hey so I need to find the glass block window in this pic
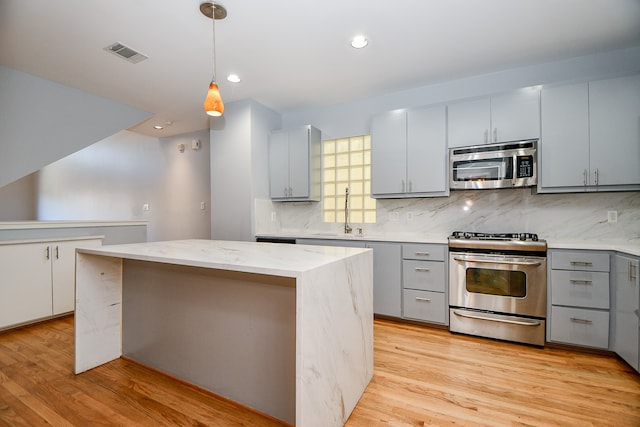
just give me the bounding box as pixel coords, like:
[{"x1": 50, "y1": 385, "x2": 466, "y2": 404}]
[{"x1": 322, "y1": 135, "x2": 376, "y2": 223}]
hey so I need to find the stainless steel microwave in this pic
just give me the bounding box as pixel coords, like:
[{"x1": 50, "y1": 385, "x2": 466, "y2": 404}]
[{"x1": 449, "y1": 140, "x2": 537, "y2": 190}]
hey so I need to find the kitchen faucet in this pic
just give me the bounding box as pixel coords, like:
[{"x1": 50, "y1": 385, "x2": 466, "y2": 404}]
[{"x1": 344, "y1": 187, "x2": 352, "y2": 234}]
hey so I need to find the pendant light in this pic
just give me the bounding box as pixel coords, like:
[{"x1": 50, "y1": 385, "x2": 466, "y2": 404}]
[{"x1": 200, "y1": 1, "x2": 227, "y2": 117}]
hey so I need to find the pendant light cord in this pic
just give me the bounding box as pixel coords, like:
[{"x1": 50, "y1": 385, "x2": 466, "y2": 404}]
[{"x1": 211, "y1": 2, "x2": 217, "y2": 83}]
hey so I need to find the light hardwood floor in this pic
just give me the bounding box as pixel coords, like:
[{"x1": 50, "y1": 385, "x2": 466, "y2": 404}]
[{"x1": 0, "y1": 316, "x2": 638, "y2": 426}]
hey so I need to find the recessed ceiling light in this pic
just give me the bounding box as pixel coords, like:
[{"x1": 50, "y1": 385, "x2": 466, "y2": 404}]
[
  {"x1": 351, "y1": 35, "x2": 368, "y2": 49},
  {"x1": 227, "y1": 74, "x2": 241, "y2": 83},
  {"x1": 153, "y1": 125, "x2": 164, "y2": 130}
]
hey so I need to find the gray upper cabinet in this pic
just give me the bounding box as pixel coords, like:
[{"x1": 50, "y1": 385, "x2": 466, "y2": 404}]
[
  {"x1": 269, "y1": 125, "x2": 321, "y2": 201},
  {"x1": 540, "y1": 83, "x2": 590, "y2": 188},
  {"x1": 589, "y1": 74, "x2": 640, "y2": 187},
  {"x1": 371, "y1": 105, "x2": 447, "y2": 198},
  {"x1": 540, "y1": 74, "x2": 640, "y2": 192},
  {"x1": 448, "y1": 89, "x2": 540, "y2": 148}
]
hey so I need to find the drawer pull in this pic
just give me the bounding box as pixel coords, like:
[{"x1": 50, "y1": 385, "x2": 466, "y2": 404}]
[
  {"x1": 569, "y1": 279, "x2": 592, "y2": 285},
  {"x1": 570, "y1": 261, "x2": 593, "y2": 267},
  {"x1": 414, "y1": 252, "x2": 430, "y2": 256},
  {"x1": 570, "y1": 317, "x2": 593, "y2": 324},
  {"x1": 415, "y1": 297, "x2": 431, "y2": 303},
  {"x1": 414, "y1": 267, "x2": 431, "y2": 272}
]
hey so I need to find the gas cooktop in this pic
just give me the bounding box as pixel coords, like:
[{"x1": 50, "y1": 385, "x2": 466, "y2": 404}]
[
  {"x1": 448, "y1": 231, "x2": 547, "y2": 253},
  {"x1": 450, "y1": 231, "x2": 540, "y2": 241}
]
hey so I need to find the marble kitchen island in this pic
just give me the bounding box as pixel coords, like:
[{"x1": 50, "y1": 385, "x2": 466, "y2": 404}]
[{"x1": 74, "y1": 240, "x2": 373, "y2": 427}]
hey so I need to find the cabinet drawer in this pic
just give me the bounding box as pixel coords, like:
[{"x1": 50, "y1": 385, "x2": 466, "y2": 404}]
[
  {"x1": 402, "y1": 260, "x2": 445, "y2": 292},
  {"x1": 550, "y1": 270, "x2": 610, "y2": 309},
  {"x1": 403, "y1": 289, "x2": 446, "y2": 324},
  {"x1": 551, "y1": 251, "x2": 610, "y2": 272},
  {"x1": 549, "y1": 306, "x2": 609, "y2": 349},
  {"x1": 402, "y1": 244, "x2": 445, "y2": 261}
]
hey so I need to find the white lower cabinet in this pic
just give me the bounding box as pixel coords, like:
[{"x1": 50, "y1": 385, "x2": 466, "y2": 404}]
[
  {"x1": 548, "y1": 250, "x2": 610, "y2": 349},
  {"x1": 401, "y1": 243, "x2": 448, "y2": 325},
  {"x1": 0, "y1": 237, "x2": 102, "y2": 330}
]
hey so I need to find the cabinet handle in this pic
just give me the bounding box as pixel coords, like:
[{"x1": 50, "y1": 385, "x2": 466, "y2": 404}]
[
  {"x1": 570, "y1": 317, "x2": 593, "y2": 325},
  {"x1": 408, "y1": 180, "x2": 412, "y2": 192},
  {"x1": 283, "y1": 187, "x2": 288, "y2": 197},
  {"x1": 415, "y1": 297, "x2": 431, "y2": 303},
  {"x1": 493, "y1": 128, "x2": 497, "y2": 142},
  {"x1": 630, "y1": 262, "x2": 637, "y2": 282},
  {"x1": 484, "y1": 129, "x2": 488, "y2": 144},
  {"x1": 414, "y1": 252, "x2": 430, "y2": 256},
  {"x1": 570, "y1": 261, "x2": 593, "y2": 267},
  {"x1": 569, "y1": 279, "x2": 592, "y2": 285},
  {"x1": 583, "y1": 169, "x2": 588, "y2": 186},
  {"x1": 629, "y1": 261, "x2": 633, "y2": 282},
  {"x1": 45, "y1": 246, "x2": 50, "y2": 260},
  {"x1": 594, "y1": 168, "x2": 599, "y2": 186},
  {"x1": 414, "y1": 267, "x2": 431, "y2": 272}
]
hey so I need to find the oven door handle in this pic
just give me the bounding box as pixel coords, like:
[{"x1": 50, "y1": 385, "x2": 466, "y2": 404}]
[
  {"x1": 452, "y1": 256, "x2": 542, "y2": 267},
  {"x1": 452, "y1": 310, "x2": 541, "y2": 326}
]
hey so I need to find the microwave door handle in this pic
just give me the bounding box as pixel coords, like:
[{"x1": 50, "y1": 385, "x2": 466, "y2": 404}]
[{"x1": 453, "y1": 256, "x2": 542, "y2": 267}]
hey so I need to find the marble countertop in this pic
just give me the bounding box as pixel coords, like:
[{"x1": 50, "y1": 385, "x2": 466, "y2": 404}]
[
  {"x1": 0, "y1": 220, "x2": 148, "y2": 229},
  {"x1": 77, "y1": 239, "x2": 371, "y2": 278},
  {"x1": 257, "y1": 232, "x2": 640, "y2": 257}
]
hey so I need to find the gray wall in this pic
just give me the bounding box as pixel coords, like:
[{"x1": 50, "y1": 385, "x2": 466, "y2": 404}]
[
  {"x1": 36, "y1": 130, "x2": 211, "y2": 242},
  {"x1": 210, "y1": 100, "x2": 281, "y2": 241},
  {"x1": 0, "y1": 66, "x2": 151, "y2": 188},
  {"x1": 282, "y1": 45, "x2": 640, "y2": 139},
  {"x1": 0, "y1": 174, "x2": 36, "y2": 220}
]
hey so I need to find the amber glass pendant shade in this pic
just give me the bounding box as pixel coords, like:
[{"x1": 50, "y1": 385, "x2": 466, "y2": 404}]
[{"x1": 204, "y1": 82, "x2": 224, "y2": 116}]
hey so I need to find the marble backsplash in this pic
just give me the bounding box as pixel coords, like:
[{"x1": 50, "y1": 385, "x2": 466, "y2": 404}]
[{"x1": 256, "y1": 190, "x2": 640, "y2": 243}]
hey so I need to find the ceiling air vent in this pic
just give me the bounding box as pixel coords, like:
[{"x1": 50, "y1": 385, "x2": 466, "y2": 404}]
[{"x1": 104, "y1": 42, "x2": 148, "y2": 64}]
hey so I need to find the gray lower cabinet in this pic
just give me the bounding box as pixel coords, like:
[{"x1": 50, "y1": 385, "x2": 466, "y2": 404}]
[
  {"x1": 548, "y1": 250, "x2": 610, "y2": 349},
  {"x1": 401, "y1": 243, "x2": 448, "y2": 325},
  {"x1": 614, "y1": 254, "x2": 639, "y2": 372},
  {"x1": 367, "y1": 242, "x2": 402, "y2": 317}
]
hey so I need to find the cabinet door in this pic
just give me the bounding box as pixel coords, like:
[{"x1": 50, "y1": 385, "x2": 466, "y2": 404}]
[
  {"x1": 0, "y1": 243, "x2": 52, "y2": 329},
  {"x1": 447, "y1": 97, "x2": 491, "y2": 148},
  {"x1": 490, "y1": 88, "x2": 540, "y2": 143},
  {"x1": 287, "y1": 127, "x2": 310, "y2": 198},
  {"x1": 371, "y1": 110, "x2": 407, "y2": 195},
  {"x1": 540, "y1": 83, "x2": 590, "y2": 188},
  {"x1": 52, "y1": 239, "x2": 102, "y2": 315},
  {"x1": 367, "y1": 242, "x2": 402, "y2": 317},
  {"x1": 407, "y1": 106, "x2": 447, "y2": 193},
  {"x1": 614, "y1": 254, "x2": 639, "y2": 371},
  {"x1": 589, "y1": 74, "x2": 640, "y2": 186},
  {"x1": 269, "y1": 131, "x2": 290, "y2": 198}
]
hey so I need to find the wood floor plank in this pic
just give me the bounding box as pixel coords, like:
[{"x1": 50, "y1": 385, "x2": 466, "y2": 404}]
[{"x1": 0, "y1": 316, "x2": 638, "y2": 426}]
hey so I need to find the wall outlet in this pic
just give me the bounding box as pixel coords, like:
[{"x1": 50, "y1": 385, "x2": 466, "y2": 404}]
[
  {"x1": 143, "y1": 203, "x2": 150, "y2": 211},
  {"x1": 390, "y1": 212, "x2": 400, "y2": 222},
  {"x1": 407, "y1": 212, "x2": 414, "y2": 222},
  {"x1": 177, "y1": 143, "x2": 185, "y2": 153},
  {"x1": 607, "y1": 211, "x2": 618, "y2": 223},
  {"x1": 271, "y1": 211, "x2": 277, "y2": 222},
  {"x1": 200, "y1": 201, "x2": 206, "y2": 210}
]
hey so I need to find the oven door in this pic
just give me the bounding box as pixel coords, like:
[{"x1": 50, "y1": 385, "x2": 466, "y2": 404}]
[{"x1": 449, "y1": 252, "x2": 547, "y2": 318}]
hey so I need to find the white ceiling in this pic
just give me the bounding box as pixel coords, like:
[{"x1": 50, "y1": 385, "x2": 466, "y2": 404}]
[{"x1": 1, "y1": 0, "x2": 640, "y2": 137}]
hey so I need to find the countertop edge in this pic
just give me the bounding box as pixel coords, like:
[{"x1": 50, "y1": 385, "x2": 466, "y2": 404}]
[
  {"x1": 256, "y1": 233, "x2": 640, "y2": 257},
  {"x1": 0, "y1": 220, "x2": 148, "y2": 230}
]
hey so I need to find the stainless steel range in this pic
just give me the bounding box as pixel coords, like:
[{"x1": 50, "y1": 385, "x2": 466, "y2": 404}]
[{"x1": 448, "y1": 231, "x2": 547, "y2": 346}]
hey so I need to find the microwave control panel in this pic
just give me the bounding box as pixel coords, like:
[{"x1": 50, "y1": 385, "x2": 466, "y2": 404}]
[{"x1": 516, "y1": 155, "x2": 534, "y2": 178}]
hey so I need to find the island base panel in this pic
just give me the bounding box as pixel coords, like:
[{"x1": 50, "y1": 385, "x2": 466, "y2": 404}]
[{"x1": 121, "y1": 260, "x2": 296, "y2": 424}]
